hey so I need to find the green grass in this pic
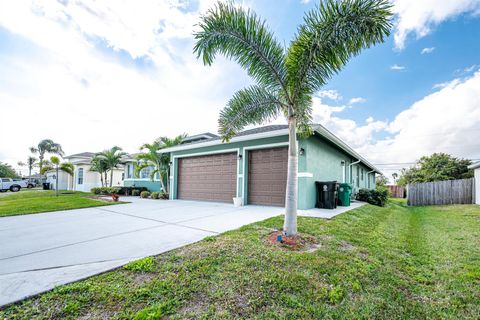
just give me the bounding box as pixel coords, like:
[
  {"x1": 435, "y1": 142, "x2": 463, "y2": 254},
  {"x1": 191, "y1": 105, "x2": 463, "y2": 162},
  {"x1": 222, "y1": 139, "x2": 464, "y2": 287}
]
[
  {"x1": 0, "y1": 190, "x2": 118, "y2": 217},
  {"x1": 2, "y1": 200, "x2": 480, "y2": 319}
]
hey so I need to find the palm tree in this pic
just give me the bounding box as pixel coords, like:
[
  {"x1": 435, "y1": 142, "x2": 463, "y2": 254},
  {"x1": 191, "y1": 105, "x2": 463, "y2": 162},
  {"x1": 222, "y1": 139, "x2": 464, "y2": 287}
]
[
  {"x1": 43, "y1": 156, "x2": 74, "y2": 196},
  {"x1": 30, "y1": 139, "x2": 64, "y2": 176},
  {"x1": 96, "y1": 146, "x2": 127, "y2": 187},
  {"x1": 194, "y1": 0, "x2": 392, "y2": 236},
  {"x1": 136, "y1": 134, "x2": 186, "y2": 194},
  {"x1": 90, "y1": 155, "x2": 109, "y2": 187},
  {"x1": 392, "y1": 172, "x2": 398, "y2": 185},
  {"x1": 17, "y1": 157, "x2": 38, "y2": 181}
]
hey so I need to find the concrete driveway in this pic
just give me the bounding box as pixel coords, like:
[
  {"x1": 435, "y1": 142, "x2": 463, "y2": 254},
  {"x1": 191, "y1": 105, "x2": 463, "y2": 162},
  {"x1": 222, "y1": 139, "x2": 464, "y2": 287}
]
[{"x1": 0, "y1": 198, "x2": 282, "y2": 306}]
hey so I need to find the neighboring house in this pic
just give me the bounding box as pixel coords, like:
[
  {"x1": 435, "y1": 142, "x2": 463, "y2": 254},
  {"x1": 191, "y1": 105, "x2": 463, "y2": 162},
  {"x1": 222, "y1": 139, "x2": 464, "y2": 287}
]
[
  {"x1": 468, "y1": 161, "x2": 480, "y2": 204},
  {"x1": 46, "y1": 152, "x2": 124, "y2": 192},
  {"x1": 123, "y1": 135, "x2": 217, "y2": 192},
  {"x1": 161, "y1": 124, "x2": 380, "y2": 209}
]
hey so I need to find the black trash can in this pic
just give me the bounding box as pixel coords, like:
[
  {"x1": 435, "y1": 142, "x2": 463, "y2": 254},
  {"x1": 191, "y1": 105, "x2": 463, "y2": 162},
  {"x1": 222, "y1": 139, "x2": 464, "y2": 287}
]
[
  {"x1": 315, "y1": 181, "x2": 339, "y2": 209},
  {"x1": 42, "y1": 182, "x2": 50, "y2": 190}
]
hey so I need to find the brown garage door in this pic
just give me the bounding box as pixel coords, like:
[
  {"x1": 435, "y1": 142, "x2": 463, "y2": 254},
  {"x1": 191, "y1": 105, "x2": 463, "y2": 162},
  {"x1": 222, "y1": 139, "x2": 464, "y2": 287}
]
[
  {"x1": 177, "y1": 152, "x2": 237, "y2": 203},
  {"x1": 248, "y1": 147, "x2": 288, "y2": 206}
]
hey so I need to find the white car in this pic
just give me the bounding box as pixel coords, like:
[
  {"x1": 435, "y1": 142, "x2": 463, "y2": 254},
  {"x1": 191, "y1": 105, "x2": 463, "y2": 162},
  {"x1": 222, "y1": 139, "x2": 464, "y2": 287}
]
[{"x1": 0, "y1": 178, "x2": 22, "y2": 192}]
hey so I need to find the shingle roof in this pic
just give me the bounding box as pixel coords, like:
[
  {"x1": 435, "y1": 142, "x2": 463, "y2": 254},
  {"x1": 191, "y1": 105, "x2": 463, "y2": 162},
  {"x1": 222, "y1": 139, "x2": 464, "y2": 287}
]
[{"x1": 64, "y1": 152, "x2": 96, "y2": 159}]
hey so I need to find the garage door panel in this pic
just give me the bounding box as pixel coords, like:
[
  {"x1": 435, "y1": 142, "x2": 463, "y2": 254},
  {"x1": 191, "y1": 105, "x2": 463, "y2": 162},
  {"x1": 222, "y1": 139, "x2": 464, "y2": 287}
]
[
  {"x1": 248, "y1": 147, "x2": 288, "y2": 206},
  {"x1": 177, "y1": 153, "x2": 236, "y2": 203}
]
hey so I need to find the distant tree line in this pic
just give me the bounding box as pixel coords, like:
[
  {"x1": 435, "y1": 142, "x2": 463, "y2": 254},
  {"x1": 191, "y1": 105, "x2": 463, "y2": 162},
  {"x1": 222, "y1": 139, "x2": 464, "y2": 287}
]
[{"x1": 397, "y1": 153, "x2": 473, "y2": 186}]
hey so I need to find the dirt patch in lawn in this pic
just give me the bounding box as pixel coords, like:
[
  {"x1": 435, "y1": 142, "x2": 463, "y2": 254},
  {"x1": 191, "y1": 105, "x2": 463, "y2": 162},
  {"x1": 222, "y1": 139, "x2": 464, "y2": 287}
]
[{"x1": 265, "y1": 230, "x2": 319, "y2": 252}]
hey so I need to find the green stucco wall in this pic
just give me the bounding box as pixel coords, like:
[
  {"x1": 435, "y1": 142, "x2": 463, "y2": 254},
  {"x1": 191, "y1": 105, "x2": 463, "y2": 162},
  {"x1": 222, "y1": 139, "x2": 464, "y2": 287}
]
[{"x1": 169, "y1": 133, "x2": 376, "y2": 210}]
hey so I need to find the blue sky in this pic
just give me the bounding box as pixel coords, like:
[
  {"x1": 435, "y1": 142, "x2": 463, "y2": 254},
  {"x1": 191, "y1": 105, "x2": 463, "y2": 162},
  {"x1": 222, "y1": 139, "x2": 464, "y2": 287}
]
[{"x1": 0, "y1": 0, "x2": 479, "y2": 177}]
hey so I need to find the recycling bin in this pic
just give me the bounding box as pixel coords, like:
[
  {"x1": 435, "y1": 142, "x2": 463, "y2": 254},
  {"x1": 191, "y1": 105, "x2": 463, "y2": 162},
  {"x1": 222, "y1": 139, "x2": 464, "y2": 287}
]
[
  {"x1": 338, "y1": 183, "x2": 352, "y2": 206},
  {"x1": 315, "y1": 181, "x2": 339, "y2": 209}
]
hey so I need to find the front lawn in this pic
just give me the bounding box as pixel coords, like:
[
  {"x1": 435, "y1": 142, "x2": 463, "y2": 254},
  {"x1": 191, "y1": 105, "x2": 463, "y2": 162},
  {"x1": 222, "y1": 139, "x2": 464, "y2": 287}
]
[
  {"x1": 2, "y1": 200, "x2": 479, "y2": 319},
  {"x1": 0, "y1": 190, "x2": 118, "y2": 217}
]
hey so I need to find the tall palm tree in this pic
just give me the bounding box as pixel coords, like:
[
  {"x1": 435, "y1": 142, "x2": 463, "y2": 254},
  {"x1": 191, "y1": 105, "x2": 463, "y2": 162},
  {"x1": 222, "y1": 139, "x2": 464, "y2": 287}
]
[
  {"x1": 136, "y1": 134, "x2": 186, "y2": 194},
  {"x1": 43, "y1": 156, "x2": 74, "y2": 196},
  {"x1": 96, "y1": 146, "x2": 127, "y2": 187},
  {"x1": 194, "y1": 0, "x2": 392, "y2": 236},
  {"x1": 30, "y1": 139, "x2": 64, "y2": 176}
]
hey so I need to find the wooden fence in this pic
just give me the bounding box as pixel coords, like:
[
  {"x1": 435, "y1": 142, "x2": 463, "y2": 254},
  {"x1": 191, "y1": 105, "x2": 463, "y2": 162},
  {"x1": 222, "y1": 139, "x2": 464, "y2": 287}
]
[
  {"x1": 386, "y1": 185, "x2": 406, "y2": 198},
  {"x1": 407, "y1": 178, "x2": 475, "y2": 206}
]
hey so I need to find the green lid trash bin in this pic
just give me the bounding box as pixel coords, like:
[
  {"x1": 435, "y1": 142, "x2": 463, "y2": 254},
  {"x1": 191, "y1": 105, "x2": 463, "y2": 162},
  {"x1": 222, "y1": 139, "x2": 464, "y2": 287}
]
[{"x1": 338, "y1": 183, "x2": 352, "y2": 206}]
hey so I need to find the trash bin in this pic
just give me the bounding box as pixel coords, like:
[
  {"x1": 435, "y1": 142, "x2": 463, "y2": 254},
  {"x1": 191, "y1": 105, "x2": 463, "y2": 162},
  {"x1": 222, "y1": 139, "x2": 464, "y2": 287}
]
[
  {"x1": 315, "y1": 181, "x2": 339, "y2": 209},
  {"x1": 42, "y1": 182, "x2": 50, "y2": 190},
  {"x1": 338, "y1": 183, "x2": 352, "y2": 206}
]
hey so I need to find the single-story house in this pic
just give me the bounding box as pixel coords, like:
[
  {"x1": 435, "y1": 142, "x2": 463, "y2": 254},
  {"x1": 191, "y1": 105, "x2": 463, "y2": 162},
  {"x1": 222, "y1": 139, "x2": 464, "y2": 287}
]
[
  {"x1": 45, "y1": 152, "x2": 124, "y2": 192},
  {"x1": 468, "y1": 161, "x2": 480, "y2": 204},
  {"x1": 161, "y1": 124, "x2": 381, "y2": 209}
]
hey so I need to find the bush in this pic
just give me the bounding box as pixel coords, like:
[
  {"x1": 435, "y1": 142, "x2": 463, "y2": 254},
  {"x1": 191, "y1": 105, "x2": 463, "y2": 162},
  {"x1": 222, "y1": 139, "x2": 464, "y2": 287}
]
[
  {"x1": 132, "y1": 189, "x2": 140, "y2": 196},
  {"x1": 140, "y1": 191, "x2": 151, "y2": 199},
  {"x1": 90, "y1": 187, "x2": 120, "y2": 195},
  {"x1": 123, "y1": 257, "x2": 155, "y2": 272},
  {"x1": 160, "y1": 191, "x2": 169, "y2": 200},
  {"x1": 356, "y1": 188, "x2": 389, "y2": 207},
  {"x1": 115, "y1": 186, "x2": 148, "y2": 196},
  {"x1": 151, "y1": 192, "x2": 160, "y2": 199}
]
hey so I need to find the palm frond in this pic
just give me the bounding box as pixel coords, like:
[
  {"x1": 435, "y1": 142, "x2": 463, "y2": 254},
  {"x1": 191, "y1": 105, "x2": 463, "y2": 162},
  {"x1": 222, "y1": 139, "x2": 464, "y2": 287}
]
[
  {"x1": 218, "y1": 85, "x2": 283, "y2": 141},
  {"x1": 194, "y1": 1, "x2": 288, "y2": 94},
  {"x1": 60, "y1": 163, "x2": 74, "y2": 176},
  {"x1": 286, "y1": 0, "x2": 392, "y2": 99}
]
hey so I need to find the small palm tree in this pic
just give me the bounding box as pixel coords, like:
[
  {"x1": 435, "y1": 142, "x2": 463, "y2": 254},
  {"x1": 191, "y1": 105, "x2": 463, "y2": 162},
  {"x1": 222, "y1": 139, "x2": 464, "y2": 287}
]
[
  {"x1": 136, "y1": 134, "x2": 186, "y2": 194},
  {"x1": 194, "y1": 0, "x2": 392, "y2": 236},
  {"x1": 96, "y1": 147, "x2": 127, "y2": 187},
  {"x1": 90, "y1": 155, "x2": 109, "y2": 187},
  {"x1": 43, "y1": 156, "x2": 74, "y2": 196},
  {"x1": 30, "y1": 139, "x2": 64, "y2": 176},
  {"x1": 17, "y1": 157, "x2": 38, "y2": 181}
]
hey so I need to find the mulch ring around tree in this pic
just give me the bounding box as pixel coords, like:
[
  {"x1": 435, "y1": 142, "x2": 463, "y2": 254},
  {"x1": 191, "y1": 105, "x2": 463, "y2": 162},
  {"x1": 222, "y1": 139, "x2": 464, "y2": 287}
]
[{"x1": 265, "y1": 230, "x2": 320, "y2": 252}]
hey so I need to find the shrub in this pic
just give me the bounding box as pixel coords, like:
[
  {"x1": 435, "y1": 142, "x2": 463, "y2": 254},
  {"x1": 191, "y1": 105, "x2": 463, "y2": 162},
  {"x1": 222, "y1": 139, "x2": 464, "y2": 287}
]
[
  {"x1": 140, "y1": 191, "x2": 151, "y2": 199},
  {"x1": 115, "y1": 186, "x2": 148, "y2": 196},
  {"x1": 132, "y1": 189, "x2": 140, "y2": 196},
  {"x1": 356, "y1": 188, "x2": 389, "y2": 207},
  {"x1": 151, "y1": 192, "x2": 160, "y2": 199},
  {"x1": 90, "y1": 187, "x2": 120, "y2": 195},
  {"x1": 160, "y1": 191, "x2": 169, "y2": 200}
]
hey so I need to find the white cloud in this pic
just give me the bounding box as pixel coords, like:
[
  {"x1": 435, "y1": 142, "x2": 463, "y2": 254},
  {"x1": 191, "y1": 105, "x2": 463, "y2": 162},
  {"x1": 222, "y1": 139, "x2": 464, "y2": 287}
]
[
  {"x1": 348, "y1": 97, "x2": 366, "y2": 105},
  {"x1": 0, "y1": 0, "x2": 250, "y2": 169},
  {"x1": 421, "y1": 47, "x2": 435, "y2": 54},
  {"x1": 390, "y1": 64, "x2": 406, "y2": 71},
  {"x1": 392, "y1": 0, "x2": 480, "y2": 49},
  {"x1": 317, "y1": 89, "x2": 342, "y2": 101},
  {"x1": 308, "y1": 71, "x2": 480, "y2": 179}
]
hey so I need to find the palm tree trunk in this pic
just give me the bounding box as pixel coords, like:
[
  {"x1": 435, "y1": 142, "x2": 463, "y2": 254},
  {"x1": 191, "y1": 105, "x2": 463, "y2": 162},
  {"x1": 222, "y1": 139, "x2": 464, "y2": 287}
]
[
  {"x1": 55, "y1": 166, "x2": 59, "y2": 196},
  {"x1": 110, "y1": 170, "x2": 113, "y2": 187},
  {"x1": 159, "y1": 172, "x2": 166, "y2": 193},
  {"x1": 104, "y1": 171, "x2": 108, "y2": 187},
  {"x1": 283, "y1": 114, "x2": 298, "y2": 236},
  {"x1": 39, "y1": 155, "x2": 44, "y2": 177},
  {"x1": 100, "y1": 173, "x2": 104, "y2": 187}
]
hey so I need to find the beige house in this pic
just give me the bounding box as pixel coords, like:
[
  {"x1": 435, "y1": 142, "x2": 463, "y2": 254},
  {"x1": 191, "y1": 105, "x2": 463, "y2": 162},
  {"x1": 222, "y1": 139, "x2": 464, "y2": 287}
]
[{"x1": 45, "y1": 152, "x2": 124, "y2": 192}]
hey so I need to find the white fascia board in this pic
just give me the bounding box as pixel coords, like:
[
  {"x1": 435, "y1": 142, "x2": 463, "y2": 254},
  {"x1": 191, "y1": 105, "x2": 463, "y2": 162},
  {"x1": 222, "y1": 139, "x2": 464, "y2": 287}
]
[
  {"x1": 468, "y1": 161, "x2": 480, "y2": 169},
  {"x1": 159, "y1": 129, "x2": 290, "y2": 153}
]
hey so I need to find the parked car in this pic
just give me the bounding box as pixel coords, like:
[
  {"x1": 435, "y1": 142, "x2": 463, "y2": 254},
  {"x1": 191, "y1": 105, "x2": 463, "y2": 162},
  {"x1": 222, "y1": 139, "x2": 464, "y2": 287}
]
[
  {"x1": 13, "y1": 179, "x2": 35, "y2": 188},
  {"x1": 0, "y1": 178, "x2": 22, "y2": 192}
]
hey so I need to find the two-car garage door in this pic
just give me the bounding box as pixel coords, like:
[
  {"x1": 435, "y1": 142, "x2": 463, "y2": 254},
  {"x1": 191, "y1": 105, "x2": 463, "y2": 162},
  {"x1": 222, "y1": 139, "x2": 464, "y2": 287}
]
[{"x1": 176, "y1": 147, "x2": 288, "y2": 206}]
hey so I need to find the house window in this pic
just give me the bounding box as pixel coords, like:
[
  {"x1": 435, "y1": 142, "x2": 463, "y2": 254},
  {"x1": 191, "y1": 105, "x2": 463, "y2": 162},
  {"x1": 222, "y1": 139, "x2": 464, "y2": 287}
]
[
  {"x1": 77, "y1": 168, "x2": 84, "y2": 185},
  {"x1": 122, "y1": 173, "x2": 125, "y2": 180},
  {"x1": 140, "y1": 166, "x2": 152, "y2": 179},
  {"x1": 361, "y1": 168, "x2": 364, "y2": 181},
  {"x1": 127, "y1": 164, "x2": 133, "y2": 179}
]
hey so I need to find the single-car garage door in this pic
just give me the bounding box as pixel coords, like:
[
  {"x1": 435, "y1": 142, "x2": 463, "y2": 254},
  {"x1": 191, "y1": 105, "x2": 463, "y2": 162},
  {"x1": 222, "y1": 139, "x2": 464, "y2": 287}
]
[
  {"x1": 177, "y1": 152, "x2": 237, "y2": 203},
  {"x1": 248, "y1": 147, "x2": 288, "y2": 206}
]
